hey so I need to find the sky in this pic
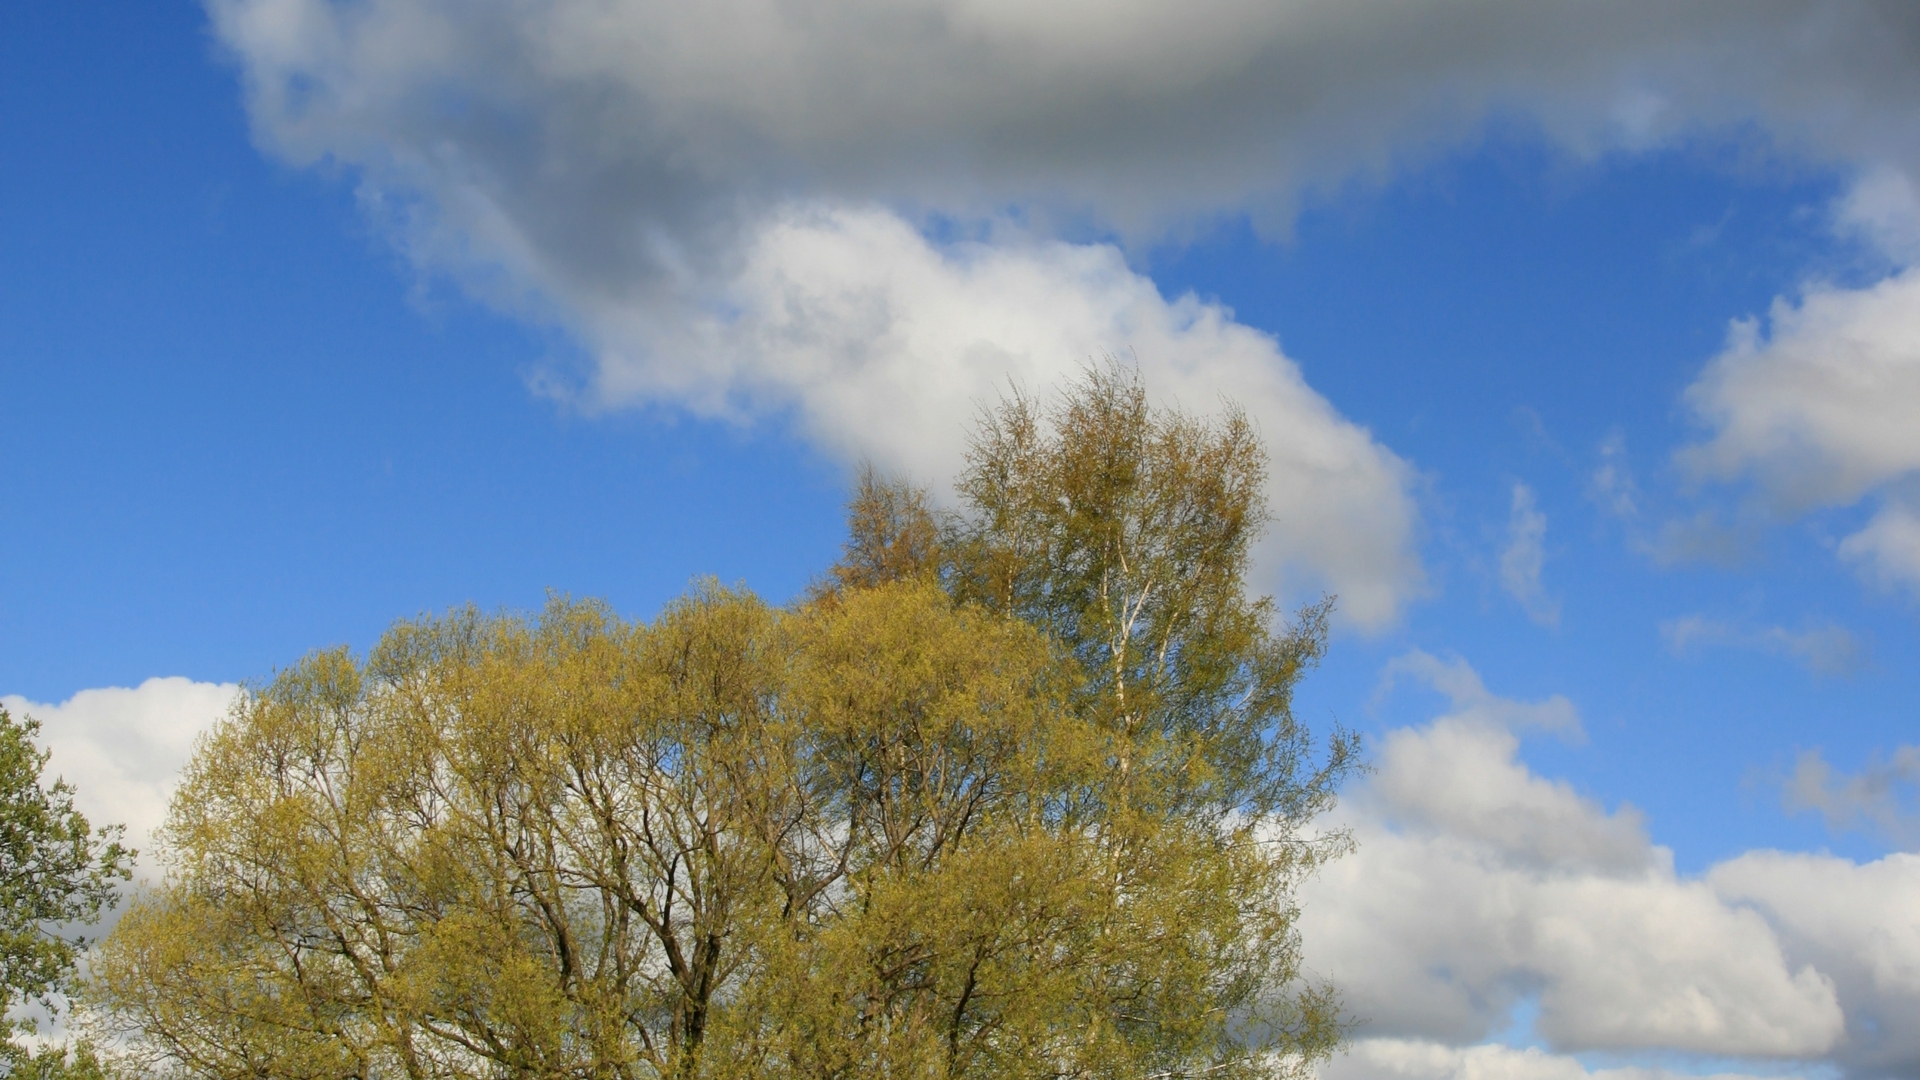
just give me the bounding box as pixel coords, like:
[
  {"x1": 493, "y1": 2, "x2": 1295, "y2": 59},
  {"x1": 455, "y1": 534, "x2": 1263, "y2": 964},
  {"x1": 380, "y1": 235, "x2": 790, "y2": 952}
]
[{"x1": 2, "y1": 2, "x2": 1918, "y2": 1078}]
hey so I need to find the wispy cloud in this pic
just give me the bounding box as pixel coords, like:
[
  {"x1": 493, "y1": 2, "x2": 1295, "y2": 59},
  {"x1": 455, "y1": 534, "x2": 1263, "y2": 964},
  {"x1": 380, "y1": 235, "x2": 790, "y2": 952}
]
[
  {"x1": 1500, "y1": 483, "x2": 1560, "y2": 627},
  {"x1": 1783, "y1": 746, "x2": 1920, "y2": 847},
  {"x1": 1588, "y1": 429, "x2": 1640, "y2": 520},
  {"x1": 1660, "y1": 615, "x2": 1868, "y2": 677},
  {"x1": 1839, "y1": 495, "x2": 1920, "y2": 597},
  {"x1": 1588, "y1": 435, "x2": 1755, "y2": 569}
]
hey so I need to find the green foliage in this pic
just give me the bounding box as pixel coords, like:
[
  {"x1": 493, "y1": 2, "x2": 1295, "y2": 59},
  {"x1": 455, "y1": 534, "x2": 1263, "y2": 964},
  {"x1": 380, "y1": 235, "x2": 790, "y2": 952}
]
[
  {"x1": 94, "y1": 367, "x2": 1356, "y2": 1080},
  {"x1": 0, "y1": 707, "x2": 133, "y2": 1065},
  {"x1": 10, "y1": 1038, "x2": 114, "y2": 1080}
]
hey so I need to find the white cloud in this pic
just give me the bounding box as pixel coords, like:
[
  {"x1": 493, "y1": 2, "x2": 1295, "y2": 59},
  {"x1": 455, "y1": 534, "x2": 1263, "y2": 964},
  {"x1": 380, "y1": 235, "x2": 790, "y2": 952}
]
[
  {"x1": 1782, "y1": 747, "x2": 1920, "y2": 847},
  {"x1": 1836, "y1": 166, "x2": 1920, "y2": 266},
  {"x1": 1837, "y1": 497, "x2": 1920, "y2": 596},
  {"x1": 1660, "y1": 615, "x2": 1867, "y2": 677},
  {"x1": 1680, "y1": 268, "x2": 1920, "y2": 514},
  {"x1": 1306, "y1": 655, "x2": 1842, "y2": 1058},
  {"x1": 1711, "y1": 851, "x2": 1920, "y2": 1078},
  {"x1": 1667, "y1": 131, "x2": 1920, "y2": 596},
  {"x1": 1375, "y1": 651, "x2": 1582, "y2": 738},
  {"x1": 1321, "y1": 1038, "x2": 1784, "y2": 1080},
  {"x1": 202, "y1": 0, "x2": 1920, "y2": 625},
  {"x1": 624, "y1": 206, "x2": 1423, "y2": 622},
  {"x1": 1306, "y1": 653, "x2": 1920, "y2": 1076},
  {"x1": 1, "y1": 679, "x2": 239, "y2": 866},
  {"x1": 1674, "y1": 230, "x2": 1920, "y2": 591},
  {"x1": 1500, "y1": 484, "x2": 1559, "y2": 627}
]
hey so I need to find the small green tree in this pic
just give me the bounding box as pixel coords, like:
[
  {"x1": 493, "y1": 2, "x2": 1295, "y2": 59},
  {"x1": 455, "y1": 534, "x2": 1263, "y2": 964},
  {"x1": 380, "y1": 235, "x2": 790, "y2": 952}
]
[{"x1": 0, "y1": 706, "x2": 133, "y2": 1066}]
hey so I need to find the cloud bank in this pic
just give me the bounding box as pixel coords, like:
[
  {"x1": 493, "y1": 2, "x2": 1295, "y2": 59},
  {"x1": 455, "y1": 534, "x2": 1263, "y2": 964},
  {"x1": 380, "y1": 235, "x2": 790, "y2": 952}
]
[{"x1": 1302, "y1": 655, "x2": 1920, "y2": 1079}]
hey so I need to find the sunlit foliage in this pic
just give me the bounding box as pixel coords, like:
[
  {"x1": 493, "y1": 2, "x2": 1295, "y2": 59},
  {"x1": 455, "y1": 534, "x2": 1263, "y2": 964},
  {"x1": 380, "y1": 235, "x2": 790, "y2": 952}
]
[{"x1": 95, "y1": 368, "x2": 1353, "y2": 1080}]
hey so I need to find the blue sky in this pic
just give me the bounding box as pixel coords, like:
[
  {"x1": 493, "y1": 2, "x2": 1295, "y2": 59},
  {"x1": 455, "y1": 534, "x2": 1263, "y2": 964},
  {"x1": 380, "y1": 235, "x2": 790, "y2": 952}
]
[{"x1": 5, "y1": 4, "x2": 1919, "y2": 1079}]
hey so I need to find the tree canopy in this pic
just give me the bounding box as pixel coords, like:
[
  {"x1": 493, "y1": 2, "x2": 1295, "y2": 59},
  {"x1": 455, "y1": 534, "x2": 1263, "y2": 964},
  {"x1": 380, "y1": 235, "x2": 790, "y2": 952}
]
[{"x1": 94, "y1": 367, "x2": 1356, "y2": 1080}]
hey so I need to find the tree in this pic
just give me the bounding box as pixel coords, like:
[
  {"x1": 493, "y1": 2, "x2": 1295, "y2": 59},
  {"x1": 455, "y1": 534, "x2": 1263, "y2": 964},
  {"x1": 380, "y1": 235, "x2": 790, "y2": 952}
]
[
  {"x1": 0, "y1": 706, "x2": 133, "y2": 1066},
  {"x1": 951, "y1": 364, "x2": 1350, "y2": 824},
  {"x1": 837, "y1": 363, "x2": 1358, "y2": 1064},
  {"x1": 94, "y1": 367, "x2": 1355, "y2": 1080}
]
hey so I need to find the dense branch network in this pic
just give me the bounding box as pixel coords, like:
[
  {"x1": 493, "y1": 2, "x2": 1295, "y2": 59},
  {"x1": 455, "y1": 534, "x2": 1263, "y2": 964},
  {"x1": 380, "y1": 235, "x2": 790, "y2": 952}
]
[{"x1": 93, "y1": 367, "x2": 1356, "y2": 1080}]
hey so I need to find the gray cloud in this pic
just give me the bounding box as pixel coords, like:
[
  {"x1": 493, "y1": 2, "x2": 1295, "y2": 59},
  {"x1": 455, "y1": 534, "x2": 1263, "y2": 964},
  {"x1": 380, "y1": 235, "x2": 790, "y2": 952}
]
[
  {"x1": 1588, "y1": 436, "x2": 1759, "y2": 570},
  {"x1": 212, "y1": 1, "x2": 1920, "y2": 249},
  {"x1": 1783, "y1": 746, "x2": 1920, "y2": 847},
  {"x1": 206, "y1": 0, "x2": 1920, "y2": 624}
]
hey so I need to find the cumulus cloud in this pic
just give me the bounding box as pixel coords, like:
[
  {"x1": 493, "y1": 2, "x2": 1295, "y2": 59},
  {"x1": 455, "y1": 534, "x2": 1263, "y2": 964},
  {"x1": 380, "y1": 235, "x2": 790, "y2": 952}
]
[
  {"x1": 203, "y1": 0, "x2": 1920, "y2": 624},
  {"x1": 1306, "y1": 654, "x2": 1841, "y2": 1058},
  {"x1": 1660, "y1": 615, "x2": 1868, "y2": 677},
  {"x1": 628, "y1": 206, "x2": 1425, "y2": 621},
  {"x1": 1, "y1": 678, "x2": 239, "y2": 864},
  {"x1": 1782, "y1": 746, "x2": 1920, "y2": 848},
  {"x1": 1364, "y1": 650, "x2": 1599, "y2": 859},
  {"x1": 1679, "y1": 268, "x2": 1920, "y2": 514},
  {"x1": 1667, "y1": 113, "x2": 1920, "y2": 595},
  {"x1": 1375, "y1": 651, "x2": 1582, "y2": 738},
  {"x1": 1675, "y1": 255, "x2": 1920, "y2": 591},
  {"x1": 1711, "y1": 851, "x2": 1920, "y2": 1077},
  {"x1": 1674, "y1": 156, "x2": 1920, "y2": 588},
  {"x1": 1499, "y1": 484, "x2": 1558, "y2": 627},
  {"x1": 1304, "y1": 653, "x2": 1920, "y2": 1075}
]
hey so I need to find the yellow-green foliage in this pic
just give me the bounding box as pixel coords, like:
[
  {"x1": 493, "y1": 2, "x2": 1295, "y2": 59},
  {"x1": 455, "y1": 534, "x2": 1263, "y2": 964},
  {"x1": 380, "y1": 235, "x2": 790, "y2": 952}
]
[{"x1": 94, "y1": 369, "x2": 1351, "y2": 1080}]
